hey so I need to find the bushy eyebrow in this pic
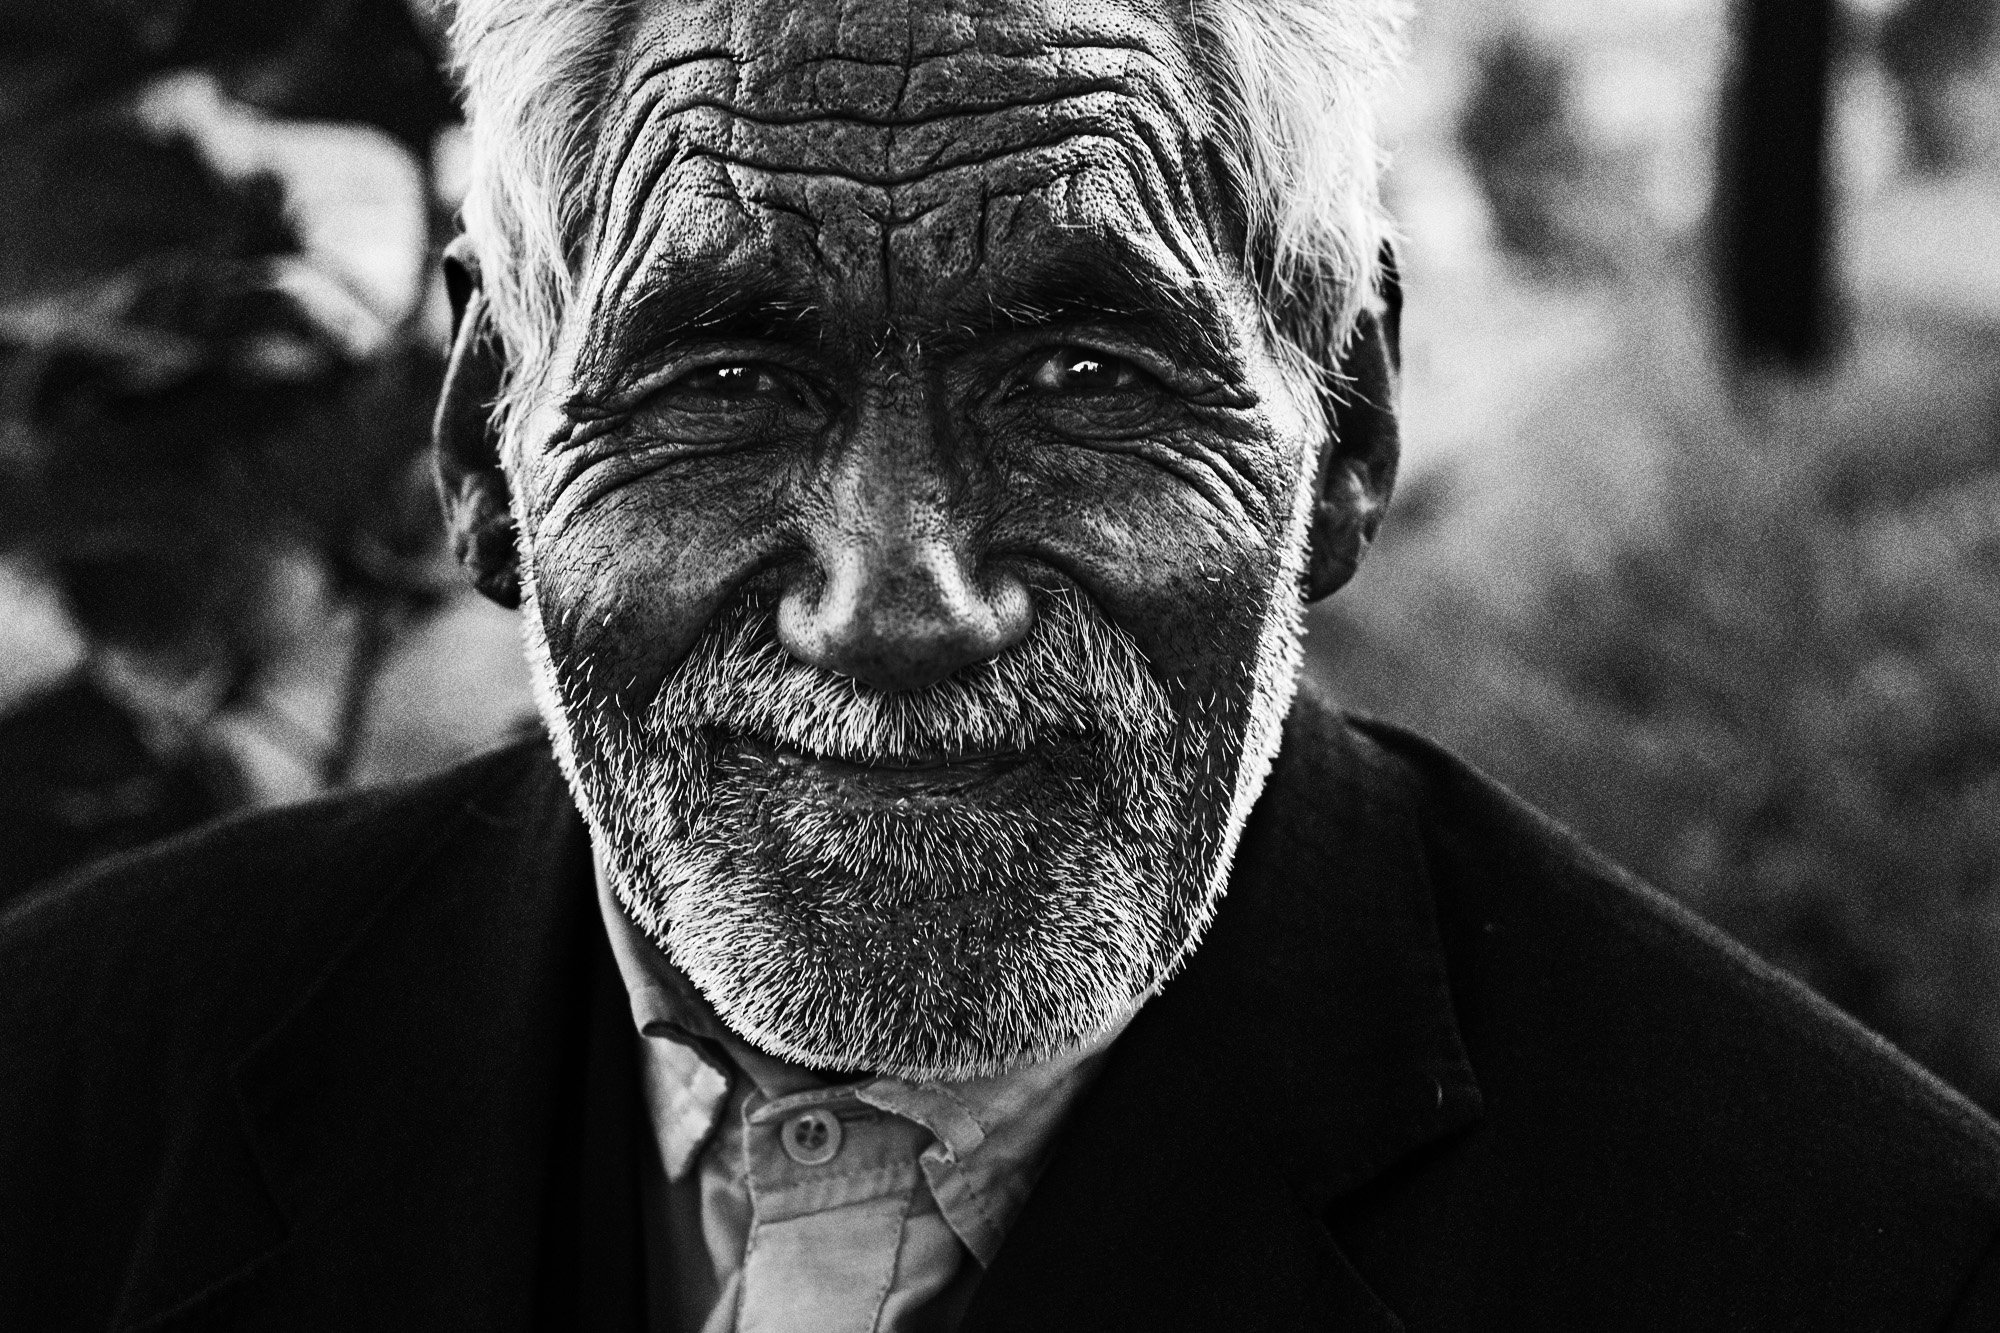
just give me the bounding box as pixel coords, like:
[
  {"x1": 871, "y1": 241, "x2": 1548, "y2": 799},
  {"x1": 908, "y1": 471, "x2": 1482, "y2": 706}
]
[
  {"x1": 943, "y1": 248, "x2": 1237, "y2": 372},
  {"x1": 570, "y1": 238, "x2": 1238, "y2": 408},
  {"x1": 574, "y1": 265, "x2": 824, "y2": 400}
]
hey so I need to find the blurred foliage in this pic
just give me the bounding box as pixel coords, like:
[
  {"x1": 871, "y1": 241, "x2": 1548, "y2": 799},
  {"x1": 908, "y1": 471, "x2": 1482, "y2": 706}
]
[
  {"x1": 2, "y1": 256, "x2": 446, "y2": 662},
  {"x1": 0, "y1": 0, "x2": 459, "y2": 902},
  {"x1": 1456, "y1": 34, "x2": 1640, "y2": 280},
  {"x1": 1882, "y1": 0, "x2": 1999, "y2": 172},
  {"x1": 1456, "y1": 31, "x2": 1672, "y2": 282},
  {"x1": 1328, "y1": 321, "x2": 2000, "y2": 1111},
  {"x1": 0, "y1": 0, "x2": 452, "y2": 148},
  {"x1": 1391, "y1": 11, "x2": 2000, "y2": 1109},
  {"x1": 1528, "y1": 343, "x2": 2000, "y2": 1095}
]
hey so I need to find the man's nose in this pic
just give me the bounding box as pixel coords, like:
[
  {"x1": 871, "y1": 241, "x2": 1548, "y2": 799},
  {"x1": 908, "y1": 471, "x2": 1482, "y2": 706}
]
[{"x1": 778, "y1": 432, "x2": 1032, "y2": 693}]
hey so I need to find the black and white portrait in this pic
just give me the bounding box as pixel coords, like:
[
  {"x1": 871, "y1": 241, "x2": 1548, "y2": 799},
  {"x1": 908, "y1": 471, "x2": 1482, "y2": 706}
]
[{"x1": 4, "y1": 0, "x2": 1999, "y2": 1328}]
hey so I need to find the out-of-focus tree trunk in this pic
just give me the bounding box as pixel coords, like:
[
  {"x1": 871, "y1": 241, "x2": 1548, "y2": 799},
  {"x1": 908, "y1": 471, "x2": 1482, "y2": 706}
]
[{"x1": 1720, "y1": 0, "x2": 1837, "y2": 372}]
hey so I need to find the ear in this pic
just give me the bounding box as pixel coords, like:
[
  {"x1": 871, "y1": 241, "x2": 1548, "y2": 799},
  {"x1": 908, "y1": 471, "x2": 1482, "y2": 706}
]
[
  {"x1": 1305, "y1": 243, "x2": 1403, "y2": 602},
  {"x1": 433, "y1": 235, "x2": 522, "y2": 609}
]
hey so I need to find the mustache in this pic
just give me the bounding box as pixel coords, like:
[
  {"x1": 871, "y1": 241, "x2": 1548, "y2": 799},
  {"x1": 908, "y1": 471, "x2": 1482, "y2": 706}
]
[{"x1": 628, "y1": 583, "x2": 1173, "y2": 762}]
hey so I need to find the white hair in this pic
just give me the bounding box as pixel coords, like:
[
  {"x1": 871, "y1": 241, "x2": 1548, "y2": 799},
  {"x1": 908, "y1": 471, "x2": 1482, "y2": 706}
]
[
  {"x1": 449, "y1": 0, "x2": 1408, "y2": 441},
  {"x1": 449, "y1": 0, "x2": 629, "y2": 419},
  {"x1": 1190, "y1": 0, "x2": 1409, "y2": 388}
]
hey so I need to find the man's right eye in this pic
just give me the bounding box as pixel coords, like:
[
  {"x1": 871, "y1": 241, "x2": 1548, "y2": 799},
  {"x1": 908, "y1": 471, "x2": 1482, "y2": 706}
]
[
  {"x1": 668, "y1": 363, "x2": 792, "y2": 402},
  {"x1": 1023, "y1": 347, "x2": 1147, "y2": 397}
]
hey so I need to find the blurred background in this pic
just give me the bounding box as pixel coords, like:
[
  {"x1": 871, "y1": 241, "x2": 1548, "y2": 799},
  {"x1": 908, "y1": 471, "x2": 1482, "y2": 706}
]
[{"x1": 2, "y1": 0, "x2": 1998, "y2": 1107}]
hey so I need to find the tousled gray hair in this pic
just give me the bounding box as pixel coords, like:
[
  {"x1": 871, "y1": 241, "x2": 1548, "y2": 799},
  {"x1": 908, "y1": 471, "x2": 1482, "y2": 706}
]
[{"x1": 449, "y1": 0, "x2": 1408, "y2": 445}]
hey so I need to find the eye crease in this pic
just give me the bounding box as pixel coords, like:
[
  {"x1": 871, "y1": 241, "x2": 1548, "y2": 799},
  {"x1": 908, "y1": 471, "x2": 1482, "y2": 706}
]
[{"x1": 1025, "y1": 347, "x2": 1146, "y2": 396}]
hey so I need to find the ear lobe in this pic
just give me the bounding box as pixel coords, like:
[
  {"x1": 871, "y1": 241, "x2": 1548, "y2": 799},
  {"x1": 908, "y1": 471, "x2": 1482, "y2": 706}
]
[
  {"x1": 433, "y1": 239, "x2": 522, "y2": 609},
  {"x1": 443, "y1": 237, "x2": 481, "y2": 336},
  {"x1": 1304, "y1": 244, "x2": 1403, "y2": 603}
]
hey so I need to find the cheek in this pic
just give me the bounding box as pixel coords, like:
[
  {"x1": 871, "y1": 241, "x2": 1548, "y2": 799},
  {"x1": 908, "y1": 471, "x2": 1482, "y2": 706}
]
[
  {"x1": 993, "y1": 436, "x2": 1309, "y2": 701},
  {"x1": 526, "y1": 464, "x2": 791, "y2": 713}
]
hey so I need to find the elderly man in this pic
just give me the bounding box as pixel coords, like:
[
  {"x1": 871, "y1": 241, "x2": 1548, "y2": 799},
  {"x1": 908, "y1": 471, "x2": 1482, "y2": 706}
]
[{"x1": 6, "y1": 0, "x2": 2000, "y2": 1329}]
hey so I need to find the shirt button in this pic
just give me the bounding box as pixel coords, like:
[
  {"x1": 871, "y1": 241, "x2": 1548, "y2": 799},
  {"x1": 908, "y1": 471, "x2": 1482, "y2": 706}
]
[{"x1": 780, "y1": 1108, "x2": 843, "y2": 1165}]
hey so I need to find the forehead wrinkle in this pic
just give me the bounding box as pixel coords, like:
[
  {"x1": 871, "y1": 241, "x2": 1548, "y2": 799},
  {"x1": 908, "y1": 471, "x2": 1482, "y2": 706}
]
[
  {"x1": 588, "y1": 21, "x2": 1205, "y2": 193},
  {"x1": 571, "y1": 0, "x2": 1236, "y2": 372},
  {"x1": 587, "y1": 125, "x2": 1215, "y2": 351},
  {"x1": 589, "y1": 98, "x2": 1218, "y2": 297},
  {"x1": 673, "y1": 0, "x2": 1201, "y2": 119},
  {"x1": 583, "y1": 0, "x2": 1211, "y2": 226}
]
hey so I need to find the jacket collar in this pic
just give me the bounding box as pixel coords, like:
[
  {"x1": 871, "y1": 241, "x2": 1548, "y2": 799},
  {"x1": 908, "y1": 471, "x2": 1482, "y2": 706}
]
[{"x1": 963, "y1": 689, "x2": 1483, "y2": 1331}]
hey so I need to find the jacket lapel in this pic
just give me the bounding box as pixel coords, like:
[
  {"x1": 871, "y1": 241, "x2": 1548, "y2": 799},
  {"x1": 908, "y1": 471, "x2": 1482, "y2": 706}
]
[
  {"x1": 964, "y1": 694, "x2": 1483, "y2": 1331},
  {"x1": 121, "y1": 744, "x2": 639, "y2": 1332}
]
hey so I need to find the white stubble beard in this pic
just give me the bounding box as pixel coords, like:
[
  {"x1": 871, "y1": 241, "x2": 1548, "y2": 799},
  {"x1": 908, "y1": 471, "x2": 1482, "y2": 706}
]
[{"x1": 518, "y1": 473, "x2": 1313, "y2": 1082}]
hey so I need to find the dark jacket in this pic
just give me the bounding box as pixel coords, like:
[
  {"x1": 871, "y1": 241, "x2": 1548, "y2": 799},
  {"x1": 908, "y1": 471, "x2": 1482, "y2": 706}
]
[{"x1": 5, "y1": 690, "x2": 1999, "y2": 1331}]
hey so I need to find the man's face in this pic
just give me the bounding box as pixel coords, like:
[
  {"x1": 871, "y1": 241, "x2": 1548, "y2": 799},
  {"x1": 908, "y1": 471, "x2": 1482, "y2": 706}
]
[{"x1": 510, "y1": 0, "x2": 1324, "y2": 1079}]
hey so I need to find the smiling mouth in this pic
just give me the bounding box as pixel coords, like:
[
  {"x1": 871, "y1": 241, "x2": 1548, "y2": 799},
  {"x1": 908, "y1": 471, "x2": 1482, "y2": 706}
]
[{"x1": 727, "y1": 735, "x2": 1037, "y2": 795}]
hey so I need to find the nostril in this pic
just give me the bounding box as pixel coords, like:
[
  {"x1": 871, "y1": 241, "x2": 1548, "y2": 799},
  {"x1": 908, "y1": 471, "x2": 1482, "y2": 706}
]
[{"x1": 777, "y1": 551, "x2": 1034, "y2": 693}]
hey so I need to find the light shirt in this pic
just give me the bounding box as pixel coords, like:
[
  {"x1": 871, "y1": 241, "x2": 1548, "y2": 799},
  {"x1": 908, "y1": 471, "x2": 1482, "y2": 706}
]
[{"x1": 593, "y1": 856, "x2": 1133, "y2": 1333}]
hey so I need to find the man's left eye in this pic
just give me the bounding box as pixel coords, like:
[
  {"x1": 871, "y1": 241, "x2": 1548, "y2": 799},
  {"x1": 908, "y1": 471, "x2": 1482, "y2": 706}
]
[{"x1": 1024, "y1": 348, "x2": 1146, "y2": 396}]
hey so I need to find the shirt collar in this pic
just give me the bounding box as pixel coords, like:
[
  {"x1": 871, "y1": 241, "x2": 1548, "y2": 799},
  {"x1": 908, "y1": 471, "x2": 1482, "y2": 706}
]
[
  {"x1": 593, "y1": 850, "x2": 727, "y2": 1046},
  {"x1": 592, "y1": 845, "x2": 1138, "y2": 1264},
  {"x1": 593, "y1": 847, "x2": 839, "y2": 1099}
]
